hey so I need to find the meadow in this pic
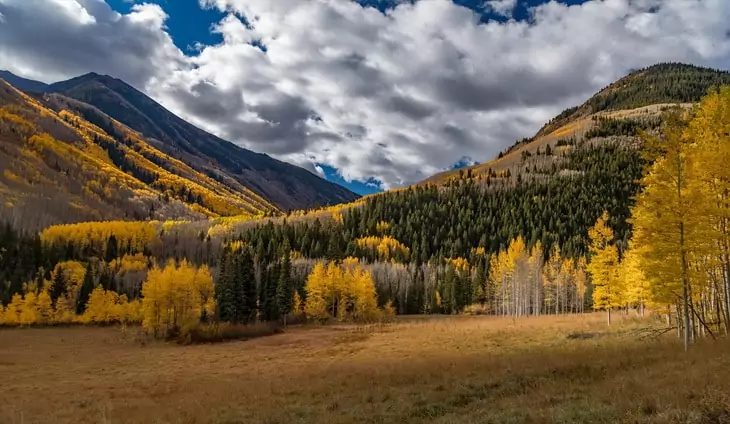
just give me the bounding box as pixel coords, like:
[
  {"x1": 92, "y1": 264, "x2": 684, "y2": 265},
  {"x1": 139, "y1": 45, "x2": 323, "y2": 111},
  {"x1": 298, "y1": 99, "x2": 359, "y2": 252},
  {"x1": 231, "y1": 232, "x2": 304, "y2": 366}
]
[{"x1": 1, "y1": 313, "x2": 729, "y2": 424}]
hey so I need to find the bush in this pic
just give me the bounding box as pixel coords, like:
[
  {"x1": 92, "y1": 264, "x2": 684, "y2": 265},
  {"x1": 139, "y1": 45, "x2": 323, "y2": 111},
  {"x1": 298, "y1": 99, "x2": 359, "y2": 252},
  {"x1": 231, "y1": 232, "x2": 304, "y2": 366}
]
[
  {"x1": 379, "y1": 301, "x2": 397, "y2": 323},
  {"x1": 463, "y1": 303, "x2": 490, "y2": 315},
  {"x1": 171, "y1": 322, "x2": 283, "y2": 345}
]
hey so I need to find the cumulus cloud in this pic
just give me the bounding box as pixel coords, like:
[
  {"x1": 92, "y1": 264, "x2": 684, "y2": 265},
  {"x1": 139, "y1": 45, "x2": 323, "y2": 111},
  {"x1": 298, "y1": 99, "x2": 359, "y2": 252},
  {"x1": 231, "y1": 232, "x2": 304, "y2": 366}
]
[
  {"x1": 485, "y1": 0, "x2": 517, "y2": 17},
  {"x1": 1, "y1": 0, "x2": 730, "y2": 189},
  {"x1": 0, "y1": 0, "x2": 184, "y2": 88}
]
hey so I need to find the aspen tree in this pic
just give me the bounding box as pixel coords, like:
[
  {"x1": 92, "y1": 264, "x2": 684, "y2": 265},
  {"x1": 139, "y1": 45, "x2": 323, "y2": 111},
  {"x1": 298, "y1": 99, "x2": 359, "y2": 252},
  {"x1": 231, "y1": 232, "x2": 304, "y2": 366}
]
[
  {"x1": 587, "y1": 211, "x2": 622, "y2": 325},
  {"x1": 632, "y1": 110, "x2": 701, "y2": 350}
]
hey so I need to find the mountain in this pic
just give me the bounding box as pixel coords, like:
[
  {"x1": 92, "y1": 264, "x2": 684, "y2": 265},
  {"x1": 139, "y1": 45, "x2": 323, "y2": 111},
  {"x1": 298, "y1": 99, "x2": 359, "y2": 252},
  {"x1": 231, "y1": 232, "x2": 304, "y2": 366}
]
[
  {"x1": 0, "y1": 71, "x2": 49, "y2": 93},
  {"x1": 535, "y1": 62, "x2": 730, "y2": 138},
  {"x1": 421, "y1": 63, "x2": 730, "y2": 186},
  {"x1": 0, "y1": 78, "x2": 283, "y2": 229},
  {"x1": 0, "y1": 71, "x2": 358, "y2": 228},
  {"x1": 40, "y1": 73, "x2": 358, "y2": 211}
]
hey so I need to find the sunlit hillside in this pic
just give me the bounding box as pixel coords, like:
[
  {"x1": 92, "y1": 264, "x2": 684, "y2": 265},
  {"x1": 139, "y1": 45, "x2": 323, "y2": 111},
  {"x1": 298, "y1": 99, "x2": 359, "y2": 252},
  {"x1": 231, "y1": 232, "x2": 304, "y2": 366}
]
[{"x1": 421, "y1": 63, "x2": 730, "y2": 186}]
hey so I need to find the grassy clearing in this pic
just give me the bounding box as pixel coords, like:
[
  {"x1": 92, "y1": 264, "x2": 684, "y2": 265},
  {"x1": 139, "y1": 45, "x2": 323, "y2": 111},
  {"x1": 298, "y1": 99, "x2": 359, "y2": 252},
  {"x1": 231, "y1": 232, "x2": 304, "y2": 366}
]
[{"x1": 1, "y1": 313, "x2": 728, "y2": 424}]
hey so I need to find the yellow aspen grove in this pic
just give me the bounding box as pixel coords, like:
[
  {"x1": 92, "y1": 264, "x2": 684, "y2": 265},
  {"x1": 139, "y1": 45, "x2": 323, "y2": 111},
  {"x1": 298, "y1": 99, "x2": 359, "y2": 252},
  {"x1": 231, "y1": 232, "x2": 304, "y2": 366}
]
[
  {"x1": 632, "y1": 109, "x2": 704, "y2": 351},
  {"x1": 355, "y1": 236, "x2": 410, "y2": 261},
  {"x1": 140, "y1": 260, "x2": 216, "y2": 338},
  {"x1": 573, "y1": 258, "x2": 588, "y2": 314},
  {"x1": 19, "y1": 290, "x2": 38, "y2": 326},
  {"x1": 685, "y1": 87, "x2": 730, "y2": 335},
  {"x1": 559, "y1": 259, "x2": 575, "y2": 314},
  {"x1": 528, "y1": 242, "x2": 544, "y2": 317},
  {"x1": 303, "y1": 262, "x2": 329, "y2": 320},
  {"x1": 120, "y1": 298, "x2": 144, "y2": 325},
  {"x1": 587, "y1": 211, "x2": 623, "y2": 325},
  {"x1": 621, "y1": 246, "x2": 651, "y2": 318},
  {"x1": 80, "y1": 287, "x2": 143, "y2": 324},
  {"x1": 54, "y1": 295, "x2": 77, "y2": 324},
  {"x1": 51, "y1": 261, "x2": 87, "y2": 312},
  {"x1": 542, "y1": 246, "x2": 562, "y2": 315},
  {"x1": 506, "y1": 237, "x2": 529, "y2": 317},
  {"x1": 303, "y1": 259, "x2": 381, "y2": 322},
  {"x1": 485, "y1": 237, "x2": 585, "y2": 316},
  {"x1": 36, "y1": 289, "x2": 54, "y2": 325},
  {"x1": 2, "y1": 294, "x2": 23, "y2": 325}
]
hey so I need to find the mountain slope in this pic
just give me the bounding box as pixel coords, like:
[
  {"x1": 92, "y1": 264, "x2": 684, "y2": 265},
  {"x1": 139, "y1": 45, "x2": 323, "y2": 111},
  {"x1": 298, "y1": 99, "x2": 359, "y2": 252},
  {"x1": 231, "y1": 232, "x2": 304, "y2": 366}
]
[
  {"x1": 0, "y1": 78, "x2": 280, "y2": 229},
  {"x1": 42, "y1": 73, "x2": 358, "y2": 211},
  {"x1": 536, "y1": 62, "x2": 730, "y2": 138},
  {"x1": 421, "y1": 63, "x2": 730, "y2": 186},
  {"x1": 0, "y1": 71, "x2": 49, "y2": 93}
]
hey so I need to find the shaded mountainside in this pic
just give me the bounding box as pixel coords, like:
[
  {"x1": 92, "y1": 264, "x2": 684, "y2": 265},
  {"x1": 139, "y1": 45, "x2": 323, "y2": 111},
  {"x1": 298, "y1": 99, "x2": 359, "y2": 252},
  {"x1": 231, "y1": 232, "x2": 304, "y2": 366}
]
[
  {"x1": 41, "y1": 73, "x2": 358, "y2": 211},
  {"x1": 0, "y1": 71, "x2": 49, "y2": 93},
  {"x1": 422, "y1": 63, "x2": 729, "y2": 186}
]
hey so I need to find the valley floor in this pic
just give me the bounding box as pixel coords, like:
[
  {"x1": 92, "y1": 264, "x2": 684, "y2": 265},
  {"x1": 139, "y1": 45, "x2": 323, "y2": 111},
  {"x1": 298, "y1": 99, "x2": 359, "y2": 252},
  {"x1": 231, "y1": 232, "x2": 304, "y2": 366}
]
[{"x1": 1, "y1": 314, "x2": 729, "y2": 424}]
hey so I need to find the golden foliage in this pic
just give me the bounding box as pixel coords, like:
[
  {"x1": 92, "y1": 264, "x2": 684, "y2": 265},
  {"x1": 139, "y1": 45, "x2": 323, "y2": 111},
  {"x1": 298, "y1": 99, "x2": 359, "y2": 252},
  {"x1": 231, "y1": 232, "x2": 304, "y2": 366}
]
[
  {"x1": 81, "y1": 287, "x2": 141, "y2": 325},
  {"x1": 587, "y1": 212, "x2": 623, "y2": 314},
  {"x1": 42, "y1": 221, "x2": 160, "y2": 253},
  {"x1": 140, "y1": 260, "x2": 216, "y2": 337},
  {"x1": 356, "y1": 236, "x2": 410, "y2": 261},
  {"x1": 0, "y1": 279, "x2": 141, "y2": 327},
  {"x1": 304, "y1": 260, "x2": 381, "y2": 322},
  {"x1": 375, "y1": 221, "x2": 390, "y2": 233},
  {"x1": 446, "y1": 257, "x2": 470, "y2": 271}
]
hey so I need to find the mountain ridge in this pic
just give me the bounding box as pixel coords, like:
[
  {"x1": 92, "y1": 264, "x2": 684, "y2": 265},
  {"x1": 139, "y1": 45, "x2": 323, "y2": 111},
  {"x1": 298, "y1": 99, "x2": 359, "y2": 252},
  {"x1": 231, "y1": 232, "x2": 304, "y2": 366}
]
[
  {"x1": 0, "y1": 70, "x2": 49, "y2": 93},
  {"x1": 0, "y1": 70, "x2": 359, "y2": 214}
]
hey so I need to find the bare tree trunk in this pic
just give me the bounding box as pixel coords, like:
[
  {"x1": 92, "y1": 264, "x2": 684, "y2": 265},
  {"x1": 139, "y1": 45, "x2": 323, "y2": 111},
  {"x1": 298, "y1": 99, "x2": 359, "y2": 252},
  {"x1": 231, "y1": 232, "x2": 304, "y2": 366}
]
[
  {"x1": 719, "y1": 213, "x2": 730, "y2": 330},
  {"x1": 691, "y1": 301, "x2": 716, "y2": 340},
  {"x1": 680, "y1": 222, "x2": 691, "y2": 352},
  {"x1": 666, "y1": 305, "x2": 671, "y2": 327},
  {"x1": 676, "y1": 301, "x2": 683, "y2": 339},
  {"x1": 607, "y1": 308, "x2": 611, "y2": 326}
]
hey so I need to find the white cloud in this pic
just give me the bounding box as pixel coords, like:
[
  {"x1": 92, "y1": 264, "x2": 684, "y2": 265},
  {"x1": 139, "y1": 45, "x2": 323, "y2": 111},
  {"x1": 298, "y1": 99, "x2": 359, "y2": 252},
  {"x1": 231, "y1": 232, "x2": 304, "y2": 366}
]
[
  {"x1": 1, "y1": 0, "x2": 730, "y2": 189},
  {"x1": 314, "y1": 164, "x2": 325, "y2": 177},
  {"x1": 485, "y1": 0, "x2": 517, "y2": 17},
  {"x1": 0, "y1": 0, "x2": 184, "y2": 86}
]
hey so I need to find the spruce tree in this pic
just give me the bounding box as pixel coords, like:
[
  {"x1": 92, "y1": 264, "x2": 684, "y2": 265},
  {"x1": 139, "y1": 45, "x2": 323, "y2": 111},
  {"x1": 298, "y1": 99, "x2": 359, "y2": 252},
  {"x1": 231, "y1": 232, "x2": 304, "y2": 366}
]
[
  {"x1": 276, "y1": 239, "x2": 293, "y2": 326},
  {"x1": 77, "y1": 262, "x2": 95, "y2": 315},
  {"x1": 239, "y1": 247, "x2": 257, "y2": 323}
]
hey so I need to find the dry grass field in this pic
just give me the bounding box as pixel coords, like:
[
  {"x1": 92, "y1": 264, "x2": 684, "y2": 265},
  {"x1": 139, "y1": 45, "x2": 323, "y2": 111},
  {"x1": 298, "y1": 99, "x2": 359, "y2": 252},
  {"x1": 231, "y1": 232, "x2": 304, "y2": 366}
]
[{"x1": 1, "y1": 313, "x2": 729, "y2": 424}]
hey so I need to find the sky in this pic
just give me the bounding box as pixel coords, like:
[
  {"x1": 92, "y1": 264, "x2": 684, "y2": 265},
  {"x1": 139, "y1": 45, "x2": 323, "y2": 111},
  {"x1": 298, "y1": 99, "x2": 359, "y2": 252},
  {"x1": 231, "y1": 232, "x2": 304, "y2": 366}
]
[{"x1": 0, "y1": 0, "x2": 729, "y2": 195}]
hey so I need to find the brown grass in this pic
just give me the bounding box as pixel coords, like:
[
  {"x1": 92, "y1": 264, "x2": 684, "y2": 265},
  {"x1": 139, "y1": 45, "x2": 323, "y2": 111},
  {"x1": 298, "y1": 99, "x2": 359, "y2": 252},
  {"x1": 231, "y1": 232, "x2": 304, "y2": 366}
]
[{"x1": 1, "y1": 313, "x2": 728, "y2": 424}]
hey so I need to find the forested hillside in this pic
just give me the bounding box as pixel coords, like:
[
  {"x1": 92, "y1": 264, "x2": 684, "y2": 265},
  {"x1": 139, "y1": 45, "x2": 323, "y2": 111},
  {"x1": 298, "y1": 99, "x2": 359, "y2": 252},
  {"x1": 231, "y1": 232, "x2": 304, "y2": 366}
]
[
  {"x1": 537, "y1": 62, "x2": 730, "y2": 137},
  {"x1": 0, "y1": 140, "x2": 641, "y2": 316}
]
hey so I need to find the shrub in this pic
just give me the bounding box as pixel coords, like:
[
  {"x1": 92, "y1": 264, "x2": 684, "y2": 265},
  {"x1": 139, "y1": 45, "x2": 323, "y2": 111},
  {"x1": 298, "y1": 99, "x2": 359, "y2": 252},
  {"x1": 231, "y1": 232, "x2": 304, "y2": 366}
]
[
  {"x1": 172, "y1": 322, "x2": 283, "y2": 345},
  {"x1": 463, "y1": 303, "x2": 490, "y2": 315}
]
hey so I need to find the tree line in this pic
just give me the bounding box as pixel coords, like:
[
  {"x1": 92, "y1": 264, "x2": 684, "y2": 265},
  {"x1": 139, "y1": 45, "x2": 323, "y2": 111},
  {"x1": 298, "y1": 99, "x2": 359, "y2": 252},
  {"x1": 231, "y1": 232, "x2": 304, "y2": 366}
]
[{"x1": 4, "y1": 85, "x2": 730, "y2": 344}]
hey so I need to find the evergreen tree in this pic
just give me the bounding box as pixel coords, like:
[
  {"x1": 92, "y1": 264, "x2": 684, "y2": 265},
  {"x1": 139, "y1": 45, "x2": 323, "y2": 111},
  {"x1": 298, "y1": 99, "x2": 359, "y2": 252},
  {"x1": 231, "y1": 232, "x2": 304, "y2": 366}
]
[
  {"x1": 239, "y1": 247, "x2": 257, "y2": 322},
  {"x1": 105, "y1": 235, "x2": 118, "y2": 263},
  {"x1": 276, "y1": 239, "x2": 293, "y2": 326},
  {"x1": 76, "y1": 262, "x2": 95, "y2": 315}
]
